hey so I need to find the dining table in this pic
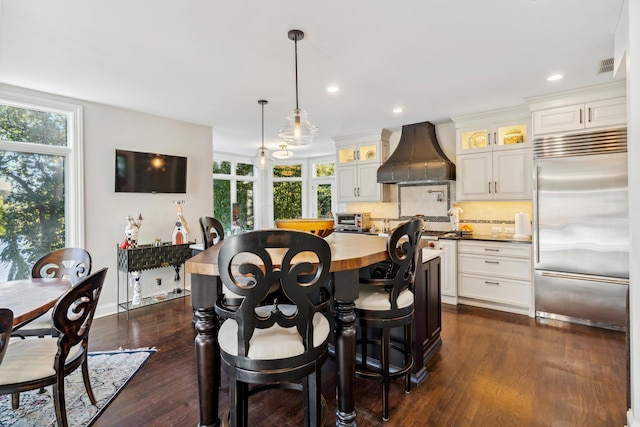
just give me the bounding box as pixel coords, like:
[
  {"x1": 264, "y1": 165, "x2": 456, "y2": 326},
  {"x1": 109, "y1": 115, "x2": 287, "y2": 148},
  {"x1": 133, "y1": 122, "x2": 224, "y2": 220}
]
[
  {"x1": 186, "y1": 232, "x2": 395, "y2": 427},
  {"x1": 0, "y1": 278, "x2": 72, "y2": 330}
]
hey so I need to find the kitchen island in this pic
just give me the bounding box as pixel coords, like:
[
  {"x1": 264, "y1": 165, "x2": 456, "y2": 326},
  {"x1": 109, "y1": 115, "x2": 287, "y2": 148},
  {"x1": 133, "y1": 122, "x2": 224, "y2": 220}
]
[{"x1": 186, "y1": 232, "x2": 441, "y2": 427}]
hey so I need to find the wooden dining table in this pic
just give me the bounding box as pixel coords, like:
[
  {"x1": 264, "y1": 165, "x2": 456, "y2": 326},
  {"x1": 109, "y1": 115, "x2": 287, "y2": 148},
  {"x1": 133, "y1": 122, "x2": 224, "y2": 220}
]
[
  {"x1": 186, "y1": 232, "x2": 393, "y2": 427},
  {"x1": 0, "y1": 278, "x2": 72, "y2": 330}
]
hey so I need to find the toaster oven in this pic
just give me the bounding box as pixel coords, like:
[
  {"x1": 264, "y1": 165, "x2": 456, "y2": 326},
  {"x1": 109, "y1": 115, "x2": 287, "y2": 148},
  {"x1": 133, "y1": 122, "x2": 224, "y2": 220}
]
[{"x1": 335, "y1": 212, "x2": 371, "y2": 232}]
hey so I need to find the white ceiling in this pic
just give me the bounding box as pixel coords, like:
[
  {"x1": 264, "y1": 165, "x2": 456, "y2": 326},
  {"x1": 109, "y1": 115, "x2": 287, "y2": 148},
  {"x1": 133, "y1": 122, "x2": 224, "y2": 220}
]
[{"x1": 0, "y1": 0, "x2": 625, "y2": 158}]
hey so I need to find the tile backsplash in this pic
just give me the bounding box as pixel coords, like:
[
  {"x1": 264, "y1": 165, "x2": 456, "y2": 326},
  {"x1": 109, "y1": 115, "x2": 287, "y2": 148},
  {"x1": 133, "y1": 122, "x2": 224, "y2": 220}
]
[{"x1": 341, "y1": 198, "x2": 532, "y2": 235}]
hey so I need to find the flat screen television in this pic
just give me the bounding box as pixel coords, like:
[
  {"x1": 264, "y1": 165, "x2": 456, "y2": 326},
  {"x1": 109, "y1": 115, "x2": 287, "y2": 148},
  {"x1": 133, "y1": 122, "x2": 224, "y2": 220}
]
[{"x1": 115, "y1": 149, "x2": 187, "y2": 194}]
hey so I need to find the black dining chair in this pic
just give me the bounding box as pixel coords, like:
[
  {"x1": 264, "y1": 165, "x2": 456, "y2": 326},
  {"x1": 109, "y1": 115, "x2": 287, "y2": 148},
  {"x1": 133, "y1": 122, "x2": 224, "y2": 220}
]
[
  {"x1": 215, "y1": 229, "x2": 332, "y2": 427},
  {"x1": 14, "y1": 247, "x2": 92, "y2": 337},
  {"x1": 199, "y1": 216, "x2": 225, "y2": 249},
  {"x1": 0, "y1": 268, "x2": 107, "y2": 427},
  {"x1": 355, "y1": 217, "x2": 424, "y2": 421},
  {"x1": 0, "y1": 309, "x2": 13, "y2": 365}
]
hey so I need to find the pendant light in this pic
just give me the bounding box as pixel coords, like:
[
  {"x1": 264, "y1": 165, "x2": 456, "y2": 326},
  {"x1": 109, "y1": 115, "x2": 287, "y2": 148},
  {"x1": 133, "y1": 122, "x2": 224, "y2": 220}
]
[
  {"x1": 252, "y1": 99, "x2": 274, "y2": 169},
  {"x1": 272, "y1": 144, "x2": 294, "y2": 159},
  {"x1": 278, "y1": 29, "x2": 318, "y2": 146}
]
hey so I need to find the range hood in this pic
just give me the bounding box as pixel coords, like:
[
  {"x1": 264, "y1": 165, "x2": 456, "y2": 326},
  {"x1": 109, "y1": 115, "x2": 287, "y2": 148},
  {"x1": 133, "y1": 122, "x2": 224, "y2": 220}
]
[{"x1": 377, "y1": 121, "x2": 455, "y2": 183}]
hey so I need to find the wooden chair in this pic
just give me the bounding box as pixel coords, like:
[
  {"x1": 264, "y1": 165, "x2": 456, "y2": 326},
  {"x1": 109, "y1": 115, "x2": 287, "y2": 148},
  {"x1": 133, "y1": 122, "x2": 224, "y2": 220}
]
[
  {"x1": 199, "y1": 216, "x2": 225, "y2": 249},
  {"x1": 215, "y1": 230, "x2": 332, "y2": 427},
  {"x1": 0, "y1": 309, "x2": 13, "y2": 365},
  {"x1": 355, "y1": 217, "x2": 424, "y2": 421},
  {"x1": 0, "y1": 268, "x2": 108, "y2": 427},
  {"x1": 14, "y1": 248, "x2": 92, "y2": 337}
]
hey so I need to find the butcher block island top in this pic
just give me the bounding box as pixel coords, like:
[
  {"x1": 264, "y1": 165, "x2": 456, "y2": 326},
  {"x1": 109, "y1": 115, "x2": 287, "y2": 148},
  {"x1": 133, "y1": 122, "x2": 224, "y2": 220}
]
[{"x1": 185, "y1": 232, "x2": 428, "y2": 276}]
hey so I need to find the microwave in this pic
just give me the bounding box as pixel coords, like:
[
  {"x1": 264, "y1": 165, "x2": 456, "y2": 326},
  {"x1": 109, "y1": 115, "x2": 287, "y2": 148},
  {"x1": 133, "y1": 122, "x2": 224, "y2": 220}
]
[{"x1": 335, "y1": 212, "x2": 371, "y2": 232}]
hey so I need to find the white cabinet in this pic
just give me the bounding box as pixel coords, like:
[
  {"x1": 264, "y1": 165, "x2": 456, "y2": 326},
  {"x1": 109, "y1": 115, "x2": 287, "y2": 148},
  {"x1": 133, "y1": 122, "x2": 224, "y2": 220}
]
[
  {"x1": 532, "y1": 97, "x2": 626, "y2": 135},
  {"x1": 453, "y1": 106, "x2": 531, "y2": 153},
  {"x1": 334, "y1": 129, "x2": 391, "y2": 203},
  {"x1": 452, "y1": 107, "x2": 532, "y2": 202},
  {"x1": 457, "y1": 240, "x2": 532, "y2": 316},
  {"x1": 438, "y1": 239, "x2": 457, "y2": 305},
  {"x1": 456, "y1": 149, "x2": 532, "y2": 201}
]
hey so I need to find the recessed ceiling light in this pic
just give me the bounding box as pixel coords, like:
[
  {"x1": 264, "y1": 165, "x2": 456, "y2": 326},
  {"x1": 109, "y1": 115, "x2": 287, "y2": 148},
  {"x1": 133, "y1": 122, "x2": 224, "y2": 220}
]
[
  {"x1": 547, "y1": 74, "x2": 564, "y2": 81},
  {"x1": 326, "y1": 86, "x2": 339, "y2": 93},
  {"x1": 393, "y1": 107, "x2": 403, "y2": 113}
]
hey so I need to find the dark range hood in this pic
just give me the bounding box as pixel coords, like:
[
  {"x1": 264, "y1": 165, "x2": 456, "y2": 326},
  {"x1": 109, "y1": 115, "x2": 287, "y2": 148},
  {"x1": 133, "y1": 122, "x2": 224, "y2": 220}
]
[{"x1": 377, "y1": 121, "x2": 456, "y2": 183}]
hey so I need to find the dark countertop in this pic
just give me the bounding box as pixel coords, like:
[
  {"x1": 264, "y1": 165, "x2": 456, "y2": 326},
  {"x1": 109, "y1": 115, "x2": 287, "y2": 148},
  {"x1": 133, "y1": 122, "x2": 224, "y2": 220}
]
[
  {"x1": 341, "y1": 230, "x2": 532, "y2": 244},
  {"x1": 440, "y1": 233, "x2": 532, "y2": 244}
]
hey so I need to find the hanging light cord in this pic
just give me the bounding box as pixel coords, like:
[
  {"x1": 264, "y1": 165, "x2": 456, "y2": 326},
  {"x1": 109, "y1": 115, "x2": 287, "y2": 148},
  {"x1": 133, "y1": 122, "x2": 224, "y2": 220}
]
[
  {"x1": 261, "y1": 101, "x2": 265, "y2": 149},
  {"x1": 294, "y1": 34, "x2": 299, "y2": 112}
]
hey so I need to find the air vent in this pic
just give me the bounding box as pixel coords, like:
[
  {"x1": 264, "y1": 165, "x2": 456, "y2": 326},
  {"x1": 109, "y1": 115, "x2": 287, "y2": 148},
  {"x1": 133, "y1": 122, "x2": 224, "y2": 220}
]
[
  {"x1": 598, "y1": 57, "x2": 614, "y2": 74},
  {"x1": 533, "y1": 128, "x2": 627, "y2": 159}
]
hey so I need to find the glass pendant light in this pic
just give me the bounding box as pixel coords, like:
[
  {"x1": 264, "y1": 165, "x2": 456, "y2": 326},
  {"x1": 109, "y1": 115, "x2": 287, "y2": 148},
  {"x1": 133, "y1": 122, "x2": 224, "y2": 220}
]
[
  {"x1": 272, "y1": 144, "x2": 294, "y2": 159},
  {"x1": 278, "y1": 29, "x2": 318, "y2": 146},
  {"x1": 252, "y1": 99, "x2": 275, "y2": 169}
]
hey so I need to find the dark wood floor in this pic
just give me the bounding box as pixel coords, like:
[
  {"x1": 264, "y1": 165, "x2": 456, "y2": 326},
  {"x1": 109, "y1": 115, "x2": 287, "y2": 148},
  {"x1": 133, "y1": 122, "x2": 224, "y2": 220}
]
[{"x1": 88, "y1": 297, "x2": 627, "y2": 426}]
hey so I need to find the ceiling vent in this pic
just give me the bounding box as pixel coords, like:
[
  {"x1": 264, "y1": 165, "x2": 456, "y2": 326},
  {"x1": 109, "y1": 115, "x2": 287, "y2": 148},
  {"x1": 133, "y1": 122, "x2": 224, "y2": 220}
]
[{"x1": 598, "y1": 57, "x2": 614, "y2": 74}]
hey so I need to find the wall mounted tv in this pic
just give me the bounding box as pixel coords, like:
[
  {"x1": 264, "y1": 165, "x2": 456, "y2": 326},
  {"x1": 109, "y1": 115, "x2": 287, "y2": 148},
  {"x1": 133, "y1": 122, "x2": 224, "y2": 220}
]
[{"x1": 115, "y1": 149, "x2": 187, "y2": 194}]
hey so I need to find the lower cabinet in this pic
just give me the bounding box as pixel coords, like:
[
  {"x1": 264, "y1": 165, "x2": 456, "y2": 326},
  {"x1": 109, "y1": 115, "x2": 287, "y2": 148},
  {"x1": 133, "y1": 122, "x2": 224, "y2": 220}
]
[
  {"x1": 457, "y1": 240, "x2": 532, "y2": 316},
  {"x1": 439, "y1": 239, "x2": 458, "y2": 304}
]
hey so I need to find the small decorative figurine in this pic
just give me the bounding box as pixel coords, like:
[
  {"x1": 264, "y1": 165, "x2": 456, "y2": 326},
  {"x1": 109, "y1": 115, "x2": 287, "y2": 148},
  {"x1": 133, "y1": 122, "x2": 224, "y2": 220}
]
[
  {"x1": 131, "y1": 271, "x2": 142, "y2": 306},
  {"x1": 125, "y1": 213, "x2": 144, "y2": 248},
  {"x1": 172, "y1": 201, "x2": 189, "y2": 244}
]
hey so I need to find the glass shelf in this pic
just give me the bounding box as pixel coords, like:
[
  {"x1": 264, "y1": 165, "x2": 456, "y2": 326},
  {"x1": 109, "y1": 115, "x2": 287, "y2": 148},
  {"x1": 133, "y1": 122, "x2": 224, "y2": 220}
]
[{"x1": 118, "y1": 289, "x2": 191, "y2": 311}]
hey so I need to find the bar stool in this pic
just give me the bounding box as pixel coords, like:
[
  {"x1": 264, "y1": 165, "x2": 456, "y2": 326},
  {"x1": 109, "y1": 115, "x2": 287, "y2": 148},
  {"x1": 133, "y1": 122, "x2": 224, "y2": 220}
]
[{"x1": 355, "y1": 217, "x2": 424, "y2": 421}]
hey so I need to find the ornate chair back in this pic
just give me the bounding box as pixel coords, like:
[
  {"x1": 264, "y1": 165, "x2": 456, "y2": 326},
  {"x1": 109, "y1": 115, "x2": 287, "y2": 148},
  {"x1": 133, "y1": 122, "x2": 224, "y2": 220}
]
[
  {"x1": 31, "y1": 248, "x2": 92, "y2": 285},
  {"x1": 52, "y1": 267, "x2": 107, "y2": 360},
  {"x1": 0, "y1": 309, "x2": 13, "y2": 364},
  {"x1": 374, "y1": 217, "x2": 424, "y2": 311},
  {"x1": 199, "y1": 216, "x2": 225, "y2": 249},
  {"x1": 216, "y1": 229, "x2": 332, "y2": 372}
]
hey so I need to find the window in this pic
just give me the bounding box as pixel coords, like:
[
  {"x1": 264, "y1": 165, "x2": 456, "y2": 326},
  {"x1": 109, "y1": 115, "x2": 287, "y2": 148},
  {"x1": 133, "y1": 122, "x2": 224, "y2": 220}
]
[
  {"x1": 0, "y1": 91, "x2": 83, "y2": 281},
  {"x1": 212, "y1": 158, "x2": 256, "y2": 235},
  {"x1": 311, "y1": 160, "x2": 335, "y2": 218},
  {"x1": 272, "y1": 163, "x2": 303, "y2": 220}
]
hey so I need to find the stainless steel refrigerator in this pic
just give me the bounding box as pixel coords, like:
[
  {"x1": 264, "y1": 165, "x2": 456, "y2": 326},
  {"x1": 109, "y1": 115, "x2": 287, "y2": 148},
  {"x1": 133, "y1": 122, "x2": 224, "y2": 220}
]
[{"x1": 533, "y1": 128, "x2": 629, "y2": 330}]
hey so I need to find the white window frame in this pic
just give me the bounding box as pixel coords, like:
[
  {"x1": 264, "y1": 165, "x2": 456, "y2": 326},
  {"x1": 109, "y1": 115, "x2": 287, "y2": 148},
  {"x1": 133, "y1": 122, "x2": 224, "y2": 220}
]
[
  {"x1": 211, "y1": 152, "x2": 259, "y2": 232},
  {"x1": 269, "y1": 159, "x2": 307, "y2": 221},
  {"x1": 309, "y1": 156, "x2": 336, "y2": 218},
  {"x1": 0, "y1": 90, "x2": 85, "y2": 248}
]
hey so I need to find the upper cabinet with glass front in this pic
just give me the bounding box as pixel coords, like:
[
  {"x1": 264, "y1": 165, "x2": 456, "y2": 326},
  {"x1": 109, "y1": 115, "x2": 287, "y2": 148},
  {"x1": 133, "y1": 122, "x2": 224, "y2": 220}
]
[
  {"x1": 337, "y1": 141, "x2": 384, "y2": 165},
  {"x1": 453, "y1": 106, "x2": 531, "y2": 153}
]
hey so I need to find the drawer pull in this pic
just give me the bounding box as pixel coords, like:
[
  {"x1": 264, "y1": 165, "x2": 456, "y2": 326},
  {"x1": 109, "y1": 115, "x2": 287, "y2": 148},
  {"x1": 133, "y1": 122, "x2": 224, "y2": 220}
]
[
  {"x1": 485, "y1": 281, "x2": 500, "y2": 285},
  {"x1": 484, "y1": 248, "x2": 499, "y2": 252},
  {"x1": 484, "y1": 260, "x2": 499, "y2": 264}
]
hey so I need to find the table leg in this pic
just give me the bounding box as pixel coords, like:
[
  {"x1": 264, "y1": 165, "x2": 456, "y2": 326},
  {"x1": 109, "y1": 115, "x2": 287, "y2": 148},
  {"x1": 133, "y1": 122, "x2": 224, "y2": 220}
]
[
  {"x1": 191, "y1": 273, "x2": 222, "y2": 427},
  {"x1": 194, "y1": 307, "x2": 221, "y2": 427},
  {"x1": 333, "y1": 270, "x2": 359, "y2": 427}
]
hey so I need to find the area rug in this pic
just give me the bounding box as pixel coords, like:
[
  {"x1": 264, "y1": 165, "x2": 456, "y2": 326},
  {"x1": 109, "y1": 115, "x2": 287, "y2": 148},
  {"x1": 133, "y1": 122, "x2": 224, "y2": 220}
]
[{"x1": 0, "y1": 348, "x2": 156, "y2": 426}]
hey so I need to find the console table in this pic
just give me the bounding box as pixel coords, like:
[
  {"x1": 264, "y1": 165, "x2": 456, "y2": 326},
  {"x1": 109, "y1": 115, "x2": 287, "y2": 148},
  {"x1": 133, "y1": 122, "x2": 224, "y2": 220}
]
[{"x1": 117, "y1": 242, "x2": 194, "y2": 317}]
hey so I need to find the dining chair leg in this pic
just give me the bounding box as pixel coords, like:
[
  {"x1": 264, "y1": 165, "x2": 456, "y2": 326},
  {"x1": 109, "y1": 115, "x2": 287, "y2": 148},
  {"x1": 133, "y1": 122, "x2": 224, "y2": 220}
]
[
  {"x1": 53, "y1": 375, "x2": 68, "y2": 427},
  {"x1": 303, "y1": 368, "x2": 322, "y2": 427},
  {"x1": 81, "y1": 359, "x2": 97, "y2": 404},
  {"x1": 382, "y1": 326, "x2": 391, "y2": 422},
  {"x1": 361, "y1": 326, "x2": 368, "y2": 370},
  {"x1": 404, "y1": 322, "x2": 412, "y2": 394}
]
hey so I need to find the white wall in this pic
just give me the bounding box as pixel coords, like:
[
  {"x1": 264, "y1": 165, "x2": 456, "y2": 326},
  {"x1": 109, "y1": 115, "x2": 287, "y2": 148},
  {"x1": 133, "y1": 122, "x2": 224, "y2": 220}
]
[{"x1": 0, "y1": 83, "x2": 214, "y2": 318}]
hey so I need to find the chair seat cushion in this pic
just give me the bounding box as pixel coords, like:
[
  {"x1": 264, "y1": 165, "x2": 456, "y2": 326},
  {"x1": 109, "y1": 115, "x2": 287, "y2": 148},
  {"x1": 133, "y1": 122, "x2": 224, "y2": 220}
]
[
  {"x1": 14, "y1": 308, "x2": 54, "y2": 333},
  {"x1": 0, "y1": 338, "x2": 83, "y2": 385},
  {"x1": 355, "y1": 283, "x2": 414, "y2": 311},
  {"x1": 218, "y1": 305, "x2": 329, "y2": 360}
]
